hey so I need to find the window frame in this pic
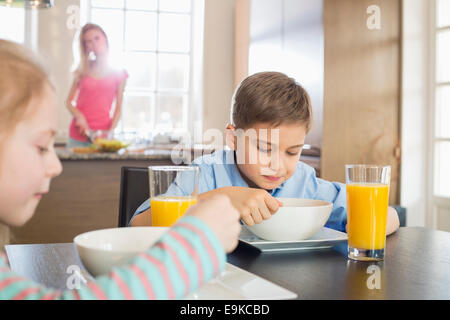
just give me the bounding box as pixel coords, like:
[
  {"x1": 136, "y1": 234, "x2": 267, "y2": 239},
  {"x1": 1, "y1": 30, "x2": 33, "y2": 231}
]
[
  {"x1": 0, "y1": 6, "x2": 37, "y2": 49},
  {"x1": 429, "y1": 0, "x2": 450, "y2": 228},
  {"x1": 81, "y1": 0, "x2": 204, "y2": 139}
]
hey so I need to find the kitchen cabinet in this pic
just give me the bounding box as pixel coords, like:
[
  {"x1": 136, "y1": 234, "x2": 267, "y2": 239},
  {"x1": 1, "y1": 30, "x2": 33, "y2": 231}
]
[{"x1": 322, "y1": 0, "x2": 401, "y2": 204}]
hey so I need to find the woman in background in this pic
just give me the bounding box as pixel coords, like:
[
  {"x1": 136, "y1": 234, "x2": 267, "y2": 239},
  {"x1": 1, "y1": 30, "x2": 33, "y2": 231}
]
[{"x1": 66, "y1": 23, "x2": 128, "y2": 149}]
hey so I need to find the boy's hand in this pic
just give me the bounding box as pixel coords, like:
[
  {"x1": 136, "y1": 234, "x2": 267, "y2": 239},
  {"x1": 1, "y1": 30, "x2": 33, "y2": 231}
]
[
  {"x1": 186, "y1": 195, "x2": 241, "y2": 253},
  {"x1": 200, "y1": 187, "x2": 283, "y2": 226}
]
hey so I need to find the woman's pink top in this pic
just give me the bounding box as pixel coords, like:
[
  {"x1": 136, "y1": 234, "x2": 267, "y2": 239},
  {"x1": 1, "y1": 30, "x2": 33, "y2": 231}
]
[{"x1": 69, "y1": 69, "x2": 128, "y2": 142}]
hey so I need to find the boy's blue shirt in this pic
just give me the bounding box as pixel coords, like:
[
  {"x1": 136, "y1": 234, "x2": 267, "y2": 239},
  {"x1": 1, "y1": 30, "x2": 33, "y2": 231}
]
[{"x1": 131, "y1": 149, "x2": 347, "y2": 232}]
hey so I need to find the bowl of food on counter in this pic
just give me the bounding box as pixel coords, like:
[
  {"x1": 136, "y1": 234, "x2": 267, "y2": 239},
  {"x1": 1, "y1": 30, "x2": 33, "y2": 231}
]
[{"x1": 72, "y1": 130, "x2": 130, "y2": 154}]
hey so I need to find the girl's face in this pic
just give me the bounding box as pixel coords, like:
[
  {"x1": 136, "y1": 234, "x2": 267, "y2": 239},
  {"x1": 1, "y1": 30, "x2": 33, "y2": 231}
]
[
  {"x1": 83, "y1": 28, "x2": 108, "y2": 58},
  {"x1": 0, "y1": 85, "x2": 62, "y2": 227}
]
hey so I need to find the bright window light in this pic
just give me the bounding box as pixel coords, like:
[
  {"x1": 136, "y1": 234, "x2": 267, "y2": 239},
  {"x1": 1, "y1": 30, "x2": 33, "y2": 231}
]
[
  {"x1": 0, "y1": 6, "x2": 25, "y2": 43},
  {"x1": 437, "y1": 0, "x2": 450, "y2": 28},
  {"x1": 86, "y1": 0, "x2": 198, "y2": 137}
]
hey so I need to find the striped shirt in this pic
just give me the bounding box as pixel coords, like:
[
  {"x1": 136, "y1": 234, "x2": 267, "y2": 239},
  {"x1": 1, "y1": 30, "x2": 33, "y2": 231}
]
[{"x1": 0, "y1": 215, "x2": 225, "y2": 300}]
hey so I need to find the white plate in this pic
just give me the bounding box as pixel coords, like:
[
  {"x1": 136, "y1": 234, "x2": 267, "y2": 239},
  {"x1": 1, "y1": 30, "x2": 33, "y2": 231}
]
[
  {"x1": 239, "y1": 226, "x2": 348, "y2": 252},
  {"x1": 184, "y1": 263, "x2": 297, "y2": 300}
]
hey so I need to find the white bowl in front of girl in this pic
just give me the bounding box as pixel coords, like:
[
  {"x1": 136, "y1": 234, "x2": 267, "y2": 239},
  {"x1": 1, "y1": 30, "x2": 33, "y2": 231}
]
[
  {"x1": 74, "y1": 227, "x2": 169, "y2": 277},
  {"x1": 245, "y1": 198, "x2": 333, "y2": 241}
]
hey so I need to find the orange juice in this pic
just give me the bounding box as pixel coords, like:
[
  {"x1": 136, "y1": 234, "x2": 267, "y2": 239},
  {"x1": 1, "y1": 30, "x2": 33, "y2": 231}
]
[
  {"x1": 150, "y1": 196, "x2": 198, "y2": 226},
  {"x1": 347, "y1": 183, "x2": 389, "y2": 250}
]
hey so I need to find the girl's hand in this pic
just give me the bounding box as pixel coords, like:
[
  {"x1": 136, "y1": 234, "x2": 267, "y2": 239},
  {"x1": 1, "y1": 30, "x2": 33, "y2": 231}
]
[
  {"x1": 186, "y1": 195, "x2": 241, "y2": 253},
  {"x1": 74, "y1": 113, "x2": 89, "y2": 135}
]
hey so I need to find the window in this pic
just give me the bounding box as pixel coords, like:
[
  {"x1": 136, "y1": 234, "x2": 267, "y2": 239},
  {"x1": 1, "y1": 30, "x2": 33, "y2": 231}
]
[
  {"x1": 433, "y1": 0, "x2": 450, "y2": 198},
  {"x1": 0, "y1": 5, "x2": 37, "y2": 51},
  {"x1": 81, "y1": 0, "x2": 203, "y2": 139},
  {"x1": 0, "y1": 5, "x2": 25, "y2": 43}
]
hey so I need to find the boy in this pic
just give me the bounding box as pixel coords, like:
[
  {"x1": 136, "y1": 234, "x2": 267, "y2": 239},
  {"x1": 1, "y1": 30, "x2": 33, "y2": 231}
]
[{"x1": 131, "y1": 72, "x2": 399, "y2": 235}]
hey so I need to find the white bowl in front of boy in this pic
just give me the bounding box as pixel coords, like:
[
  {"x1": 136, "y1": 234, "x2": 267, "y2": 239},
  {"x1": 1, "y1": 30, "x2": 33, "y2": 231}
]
[
  {"x1": 245, "y1": 198, "x2": 333, "y2": 241},
  {"x1": 74, "y1": 227, "x2": 169, "y2": 277}
]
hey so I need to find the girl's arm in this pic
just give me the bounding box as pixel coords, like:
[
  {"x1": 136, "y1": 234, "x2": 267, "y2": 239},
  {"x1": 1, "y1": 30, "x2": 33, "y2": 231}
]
[
  {"x1": 0, "y1": 216, "x2": 226, "y2": 300},
  {"x1": 66, "y1": 72, "x2": 89, "y2": 134},
  {"x1": 66, "y1": 72, "x2": 81, "y2": 118},
  {"x1": 110, "y1": 78, "x2": 127, "y2": 131}
]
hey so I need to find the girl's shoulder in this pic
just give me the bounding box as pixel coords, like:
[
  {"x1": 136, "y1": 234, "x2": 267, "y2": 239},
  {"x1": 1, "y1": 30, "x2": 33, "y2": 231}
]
[
  {"x1": 114, "y1": 68, "x2": 129, "y2": 83},
  {"x1": 72, "y1": 69, "x2": 84, "y2": 84}
]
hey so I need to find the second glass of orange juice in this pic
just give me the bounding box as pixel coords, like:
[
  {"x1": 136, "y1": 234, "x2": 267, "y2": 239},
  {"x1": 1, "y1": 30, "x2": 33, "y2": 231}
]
[
  {"x1": 149, "y1": 166, "x2": 199, "y2": 227},
  {"x1": 346, "y1": 165, "x2": 391, "y2": 261}
]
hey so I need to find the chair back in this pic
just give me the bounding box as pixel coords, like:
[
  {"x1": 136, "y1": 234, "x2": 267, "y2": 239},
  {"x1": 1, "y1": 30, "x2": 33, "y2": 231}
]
[{"x1": 118, "y1": 167, "x2": 149, "y2": 227}]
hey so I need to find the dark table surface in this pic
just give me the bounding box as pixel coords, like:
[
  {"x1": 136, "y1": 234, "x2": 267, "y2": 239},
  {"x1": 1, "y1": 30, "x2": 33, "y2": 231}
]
[{"x1": 5, "y1": 227, "x2": 450, "y2": 299}]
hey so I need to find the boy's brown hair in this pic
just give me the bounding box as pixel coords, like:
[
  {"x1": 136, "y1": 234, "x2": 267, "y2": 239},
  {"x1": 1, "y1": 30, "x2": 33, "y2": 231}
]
[{"x1": 231, "y1": 72, "x2": 313, "y2": 131}]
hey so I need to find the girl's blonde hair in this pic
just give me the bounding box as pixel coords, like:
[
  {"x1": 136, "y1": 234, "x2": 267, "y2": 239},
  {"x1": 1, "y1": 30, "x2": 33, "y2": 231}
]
[
  {"x1": 0, "y1": 40, "x2": 52, "y2": 141},
  {"x1": 76, "y1": 23, "x2": 109, "y2": 75}
]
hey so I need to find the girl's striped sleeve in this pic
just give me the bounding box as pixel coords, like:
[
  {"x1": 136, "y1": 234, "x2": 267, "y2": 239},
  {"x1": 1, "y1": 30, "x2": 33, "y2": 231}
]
[{"x1": 0, "y1": 215, "x2": 226, "y2": 300}]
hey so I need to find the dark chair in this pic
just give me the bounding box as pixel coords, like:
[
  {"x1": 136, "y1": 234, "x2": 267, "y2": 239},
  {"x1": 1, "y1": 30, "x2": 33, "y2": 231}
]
[
  {"x1": 118, "y1": 167, "x2": 149, "y2": 227},
  {"x1": 393, "y1": 205, "x2": 407, "y2": 227}
]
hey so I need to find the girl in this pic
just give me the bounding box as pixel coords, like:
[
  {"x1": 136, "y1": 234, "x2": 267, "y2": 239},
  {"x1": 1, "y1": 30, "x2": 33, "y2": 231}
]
[
  {"x1": 66, "y1": 23, "x2": 128, "y2": 149},
  {"x1": 0, "y1": 39, "x2": 241, "y2": 300}
]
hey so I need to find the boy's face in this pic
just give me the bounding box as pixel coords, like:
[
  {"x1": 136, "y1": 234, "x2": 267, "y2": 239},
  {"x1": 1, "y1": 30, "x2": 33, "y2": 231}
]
[
  {"x1": 229, "y1": 122, "x2": 307, "y2": 190},
  {"x1": 0, "y1": 85, "x2": 62, "y2": 227}
]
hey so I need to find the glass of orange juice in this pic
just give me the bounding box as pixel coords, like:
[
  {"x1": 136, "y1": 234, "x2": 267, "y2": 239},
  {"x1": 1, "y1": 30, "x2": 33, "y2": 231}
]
[
  {"x1": 346, "y1": 165, "x2": 391, "y2": 261},
  {"x1": 149, "y1": 166, "x2": 199, "y2": 227}
]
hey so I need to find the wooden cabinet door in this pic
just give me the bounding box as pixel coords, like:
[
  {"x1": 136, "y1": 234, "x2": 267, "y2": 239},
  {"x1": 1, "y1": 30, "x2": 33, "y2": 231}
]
[{"x1": 322, "y1": 0, "x2": 401, "y2": 204}]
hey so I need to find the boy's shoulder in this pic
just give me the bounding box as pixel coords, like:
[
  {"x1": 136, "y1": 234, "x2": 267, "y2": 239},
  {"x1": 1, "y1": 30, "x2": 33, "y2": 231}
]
[
  {"x1": 294, "y1": 160, "x2": 317, "y2": 178},
  {"x1": 192, "y1": 148, "x2": 235, "y2": 167}
]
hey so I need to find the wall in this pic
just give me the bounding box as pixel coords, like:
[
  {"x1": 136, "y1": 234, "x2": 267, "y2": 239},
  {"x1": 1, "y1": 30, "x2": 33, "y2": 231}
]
[
  {"x1": 37, "y1": 0, "x2": 79, "y2": 143},
  {"x1": 246, "y1": 0, "x2": 324, "y2": 149},
  {"x1": 202, "y1": 0, "x2": 236, "y2": 141}
]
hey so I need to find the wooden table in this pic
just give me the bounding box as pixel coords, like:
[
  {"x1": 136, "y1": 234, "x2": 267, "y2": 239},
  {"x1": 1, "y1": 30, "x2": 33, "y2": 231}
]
[{"x1": 5, "y1": 227, "x2": 450, "y2": 299}]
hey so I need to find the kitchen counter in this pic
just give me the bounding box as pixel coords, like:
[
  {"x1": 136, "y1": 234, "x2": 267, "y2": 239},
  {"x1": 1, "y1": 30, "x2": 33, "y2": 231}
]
[{"x1": 55, "y1": 144, "x2": 214, "y2": 162}]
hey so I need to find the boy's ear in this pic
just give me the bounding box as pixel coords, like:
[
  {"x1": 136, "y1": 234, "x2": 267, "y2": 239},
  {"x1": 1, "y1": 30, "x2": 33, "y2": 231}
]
[{"x1": 225, "y1": 124, "x2": 237, "y2": 150}]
